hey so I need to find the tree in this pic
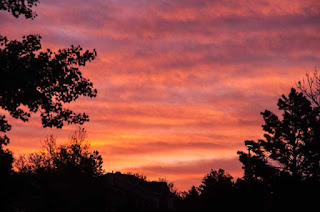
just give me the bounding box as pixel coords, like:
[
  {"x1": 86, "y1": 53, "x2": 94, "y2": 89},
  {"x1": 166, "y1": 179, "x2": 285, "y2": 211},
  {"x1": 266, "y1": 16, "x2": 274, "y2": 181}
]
[
  {"x1": 238, "y1": 88, "x2": 320, "y2": 181},
  {"x1": 237, "y1": 140, "x2": 278, "y2": 181},
  {"x1": 184, "y1": 186, "x2": 199, "y2": 201},
  {"x1": 0, "y1": 135, "x2": 14, "y2": 211},
  {"x1": 0, "y1": 1, "x2": 97, "y2": 134},
  {"x1": 297, "y1": 69, "x2": 320, "y2": 107},
  {"x1": 0, "y1": 34, "x2": 97, "y2": 132},
  {"x1": 13, "y1": 128, "x2": 106, "y2": 212},
  {"x1": 0, "y1": 135, "x2": 13, "y2": 177},
  {"x1": 158, "y1": 177, "x2": 179, "y2": 196},
  {"x1": 198, "y1": 169, "x2": 235, "y2": 211},
  {"x1": 0, "y1": 0, "x2": 39, "y2": 19},
  {"x1": 199, "y1": 169, "x2": 233, "y2": 194},
  {"x1": 16, "y1": 128, "x2": 104, "y2": 178},
  {"x1": 181, "y1": 186, "x2": 199, "y2": 211},
  {"x1": 1, "y1": 2, "x2": 100, "y2": 211}
]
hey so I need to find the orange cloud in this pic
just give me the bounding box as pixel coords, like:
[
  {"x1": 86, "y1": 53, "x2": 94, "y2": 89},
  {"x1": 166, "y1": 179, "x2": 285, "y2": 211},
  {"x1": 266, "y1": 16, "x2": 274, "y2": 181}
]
[{"x1": 1, "y1": 0, "x2": 320, "y2": 191}]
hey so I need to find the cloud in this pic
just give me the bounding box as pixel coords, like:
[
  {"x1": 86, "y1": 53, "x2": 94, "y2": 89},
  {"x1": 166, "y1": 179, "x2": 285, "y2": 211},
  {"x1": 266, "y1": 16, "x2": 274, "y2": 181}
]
[
  {"x1": 2, "y1": 0, "x2": 320, "y2": 190},
  {"x1": 101, "y1": 141, "x2": 231, "y2": 156},
  {"x1": 122, "y1": 157, "x2": 243, "y2": 190}
]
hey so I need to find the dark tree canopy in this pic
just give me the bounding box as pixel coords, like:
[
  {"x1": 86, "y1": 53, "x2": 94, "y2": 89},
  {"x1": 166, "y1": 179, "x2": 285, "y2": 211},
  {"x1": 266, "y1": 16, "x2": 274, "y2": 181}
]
[
  {"x1": 177, "y1": 169, "x2": 235, "y2": 212},
  {"x1": 1, "y1": 0, "x2": 97, "y2": 134},
  {"x1": 0, "y1": 135, "x2": 13, "y2": 177},
  {"x1": 238, "y1": 88, "x2": 320, "y2": 181},
  {"x1": 238, "y1": 140, "x2": 278, "y2": 181},
  {"x1": 199, "y1": 169, "x2": 233, "y2": 195},
  {"x1": 198, "y1": 169, "x2": 234, "y2": 210},
  {"x1": 0, "y1": 135, "x2": 14, "y2": 212},
  {"x1": 184, "y1": 186, "x2": 199, "y2": 200},
  {"x1": 0, "y1": 0, "x2": 39, "y2": 19},
  {"x1": 16, "y1": 128, "x2": 103, "y2": 178},
  {"x1": 0, "y1": 1, "x2": 102, "y2": 211},
  {"x1": 0, "y1": 35, "x2": 97, "y2": 132},
  {"x1": 12, "y1": 128, "x2": 106, "y2": 212}
]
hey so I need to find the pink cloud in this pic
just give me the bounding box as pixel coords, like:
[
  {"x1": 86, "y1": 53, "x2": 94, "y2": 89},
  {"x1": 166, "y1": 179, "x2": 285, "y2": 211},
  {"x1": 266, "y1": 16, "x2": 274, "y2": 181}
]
[{"x1": 1, "y1": 0, "x2": 320, "y2": 190}]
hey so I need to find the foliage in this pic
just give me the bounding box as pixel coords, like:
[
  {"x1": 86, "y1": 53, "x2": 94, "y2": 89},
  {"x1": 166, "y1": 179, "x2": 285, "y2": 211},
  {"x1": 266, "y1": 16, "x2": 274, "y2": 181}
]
[
  {"x1": 237, "y1": 140, "x2": 278, "y2": 181},
  {"x1": 200, "y1": 169, "x2": 235, "y2": 211},
  {"x1": 158, "y1": 177, "x2": 179, "y2": 196},
  {"x1": 178, "y1": 169, "x2": 236, "y2": 212},
  {"x1": 0, "y1": 135, "x2": 14, "y2": 211},
  {"x1": 0, "y1": 35, "x2": 97, "y2": 133},
  {"x1": 238, "y1": 88, "x2": 320, "y2": 181},
  {"x1": 199, "y1": 169, "x2": 233, "y2": 196},
  {"x1": 0, "y1": 135, "x2": 13, "y2": 176},
  {"x1": 16, "y1": 128, "x2": 103, "y2": 178},
  {"x1": 10, "y1": 128, "x2": 106, "y2": 212},
  {"x1": 181, "y1": 186, "x2": 199, "y2": 211},
  {"x1": 0, "y1": 1, "x2": 102, "y2": 211},
  {"x1": 125, "y1": 172, "x2": 148, "y2": 181},
  {"x1": 183, "y1": 186, "x2": 199, "y2": 200},
  {"x1": 1, "y1": 0, "x2": 97, "y2": 135},
  {"x1": 0, "y1": 0, "x2": 39, "y2": 19}
]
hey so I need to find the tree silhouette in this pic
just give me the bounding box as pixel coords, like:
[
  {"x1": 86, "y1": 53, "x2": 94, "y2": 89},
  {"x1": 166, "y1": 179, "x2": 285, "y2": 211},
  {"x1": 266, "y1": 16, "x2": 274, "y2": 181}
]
[
  {"x1": 198, "y1": 169, "x2": 235, "y2": 211},
  {"x1": 0, "y1": 0, "x2": 39, "y2": 19},
  {"x1": 13, "y1": 128, "x2": 106, "y2": 212},
  {"x1": 0, "y1": 2, "x2": 100, "y2": 210},
  {"x1": 297, "y1": 69, "x2": 320, "y2": 107},
  {"x1": 238, "y1": 88, "x2": 320, "y2": 181},
  {"x1": 181, "y1": 186, "x2": 199, "y2": 211},
  {"x1": 236, "y1": 88, "x2": 320, "y2": 212},
  {"x1": 0, "y1": 135, "x2": 13, "y2": 176},
  {"x1": 0, "y1": 2, "x2": 97, "y2": 134},
  {"x1": 237, "y1": 140, "x2": 278, "y2": 181},
  {"x1": 184, "y1": 186, "x2": 199, "y2": 201},
  {"x1": 199, "y1": 169, "x2": 233, "y2": 194},
  {"x1": 0, "y1": 135, "x2": 14, "y2": 211},
  {"x1": 0, "y1": 35, "x2": 97, "y2": 132},
  {"x1": 16, "y1": 128, "x2": 103, "y2": 178},
  {"x1": 235, "y1": 177, "x2": 268, "y2": 212}
]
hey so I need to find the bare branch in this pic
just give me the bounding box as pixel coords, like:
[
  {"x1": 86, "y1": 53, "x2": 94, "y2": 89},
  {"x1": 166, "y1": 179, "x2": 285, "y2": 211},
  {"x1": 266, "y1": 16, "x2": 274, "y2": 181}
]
[{"x1": 297, "y1": 69, "x2": 320, "y2": 107}]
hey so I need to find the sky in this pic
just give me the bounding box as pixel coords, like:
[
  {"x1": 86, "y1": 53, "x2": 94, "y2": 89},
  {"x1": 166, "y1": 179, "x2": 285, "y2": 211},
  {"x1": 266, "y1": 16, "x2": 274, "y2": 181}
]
[{"x1": 1, "y1": 0, "x2": 320, "y2": 191}]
